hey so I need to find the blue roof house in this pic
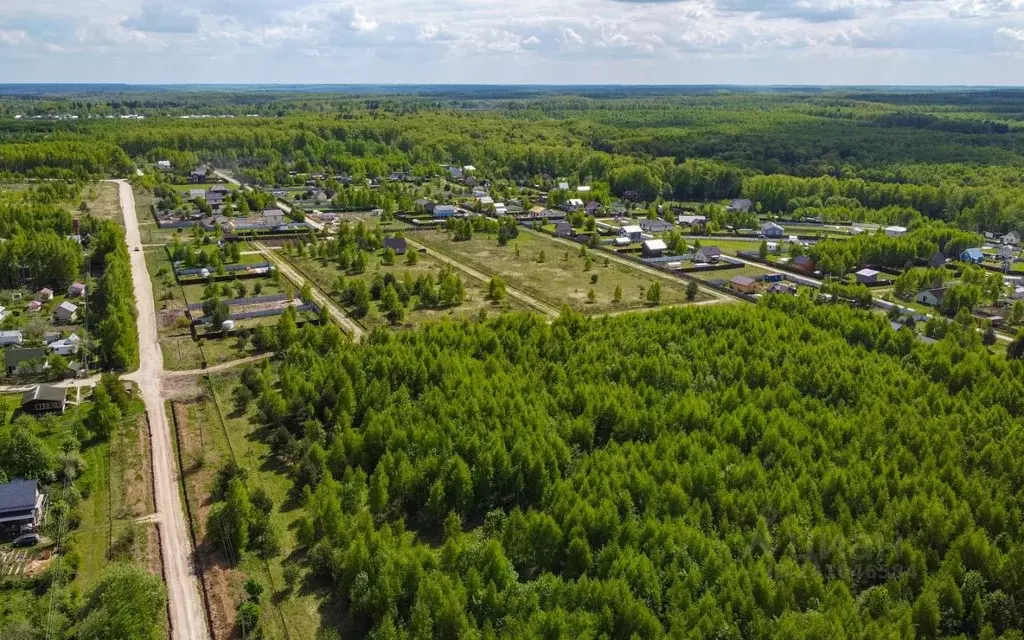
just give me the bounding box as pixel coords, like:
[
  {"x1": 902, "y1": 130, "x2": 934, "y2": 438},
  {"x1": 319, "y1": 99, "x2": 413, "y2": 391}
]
[
  {"x1": 960, "y1": 247, "x2": 985, "y2": 264},
  {"x1": 433, "y1": 204, "x2": 456, "y2": 219}
]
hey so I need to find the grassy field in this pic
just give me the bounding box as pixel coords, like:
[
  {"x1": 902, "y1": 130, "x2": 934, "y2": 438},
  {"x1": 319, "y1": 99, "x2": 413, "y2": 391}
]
[
  {"x1": 0, "y1": 389, "x2": 162, "y2": 633},
  {"x1": 689, "y1": 264, "x2": 778, "y2": 281},
  {"x1": 286, "y1": 247, "x2": 524, "y2": 331},
  {"x1": 145, "y1": 248, "x2": 271, "y2": 370},
  {"x1": 413, "y1": 229, "x2": 708, "y2": 312},
  {"x1": 75, "y1": 182, "x2": 122, "y2": 221},
  {"x1": 172, "y1": 372, "x2": 325, "y2": 640}
]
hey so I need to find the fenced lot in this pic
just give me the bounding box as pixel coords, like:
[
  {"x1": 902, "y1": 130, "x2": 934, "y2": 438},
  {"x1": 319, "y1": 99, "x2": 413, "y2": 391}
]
[{"x1": 412, "y1": 229, "x2": 709, "y2": 313}]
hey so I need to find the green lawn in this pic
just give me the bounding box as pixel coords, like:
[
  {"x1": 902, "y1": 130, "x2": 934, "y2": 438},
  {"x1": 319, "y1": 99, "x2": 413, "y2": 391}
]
[
  {"x1": 285, "y1": 247, "x2": 523, "y2": 331},
  {"x1": 413, "y1": 229, "x2": 707, "y2": 313},
  {"x1": 690, "y1": 264, "x2": 777, "y2": 281},
  {"x1": 172, "y1": 372, "x2": 326, "y2": 640}
]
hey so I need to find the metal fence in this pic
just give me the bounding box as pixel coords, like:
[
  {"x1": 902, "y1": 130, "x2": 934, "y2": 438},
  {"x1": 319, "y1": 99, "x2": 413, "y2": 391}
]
[
  {"x1": 187, "y1": 294, "x2": 289, "y2": 311},
  {"x1": 175, "y1": 262, "x2": 271, "y2": 277},
  {"x1": 193, "y1": 303, "x2": 319, "y2": 325}
]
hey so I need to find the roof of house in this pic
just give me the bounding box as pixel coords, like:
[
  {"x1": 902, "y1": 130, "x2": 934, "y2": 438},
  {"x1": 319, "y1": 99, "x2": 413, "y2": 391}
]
[
  {"x1": 962, "y1": 248, "x2": 985, "y2": 259},
  {"x1": 729, "y1": 198, "x2": 753, "y2": 210},
  {"x1": 566, "y1": 198, "x2": 584, "y2": 206},
  {"x1": 643, "y1": 239, "x2": 668, "y2": 251},
  {"x1": 922, "y1": 287, "x2": 948, "y2": 301},
  {"x1": 528, "y1": 206, "x2": 547, "y2": 215},
  {"x1": 69, "y1": 282, "x2": 85, "y2": 291},
  {"x1": 0, "y1": 331, "x2": 23, "y2": 339},
  {"x1": 885, "y1": 225, "x2": 908, "y2": 233},
  {"x1": 22, "y1": 385, "x2": 66, "y2": 406},
  {"x1": 793, "y1": 255, "x2": 814, "y2": 266},
  {"x1": 5, "y1": 348, "x2": 47, "y2": 368},
  {"x1": 577, "y1": 185, "x2": 591, "y2": 192},
  {"x1": 730, "y1": 276, "x2": 757, "y2": 286},
  {"x1": 762, "y1": 221, "x2": 784, "y2": 230},
  {"x1": 0, "y1": 479, "x2": 38, "y2": 513},
  {"x1": 434, "y1": 204, "x2": 456, "y2": 212},
  {"x1": 698, "y1": 246, "x2": 722, "y2": 257},
  {"x1": 678, "y1": 215, "x2": 707, "y2": 225},
  {"x1": 38, "y1": 288, "x2": 53, "y2": 296},
  {"x1": 620, "y1": 225, "x2": 643, "y2": 235},
  {"x1": 262, "y1": 208, "x2": 285, "y2": 217},
  {"x1": 585, "y1": 200, "x2": 601, "y2": 210},
  {"x1": 856, "y1": 268, "x2": 879, "y2": 277},
  {"x1": 57, "y1": 301, "x2": 78, "y2": 314},
  {"x1": 477, "y1": 196, "x2": 494, "y2": 205},
  {"x1": 383, "y1": 237, "x2": 407, "y2": 250}
]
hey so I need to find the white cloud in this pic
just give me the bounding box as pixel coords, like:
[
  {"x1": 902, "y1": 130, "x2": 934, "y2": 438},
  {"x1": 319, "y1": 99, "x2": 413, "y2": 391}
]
[{"x1": 0, "y1": 0, "x2": 1022, "y2": 83}]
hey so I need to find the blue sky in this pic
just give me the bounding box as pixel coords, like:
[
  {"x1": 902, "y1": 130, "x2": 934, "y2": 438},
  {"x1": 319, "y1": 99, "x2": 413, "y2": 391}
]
[{"x1": 1, "y1": 0, "x2": 1024, "y2": 84}]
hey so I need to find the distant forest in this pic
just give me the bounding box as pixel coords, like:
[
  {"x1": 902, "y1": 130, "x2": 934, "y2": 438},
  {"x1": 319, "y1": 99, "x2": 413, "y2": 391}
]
[{"x1": 2, "y1": 88, "x2": 1024, "y2": 232}]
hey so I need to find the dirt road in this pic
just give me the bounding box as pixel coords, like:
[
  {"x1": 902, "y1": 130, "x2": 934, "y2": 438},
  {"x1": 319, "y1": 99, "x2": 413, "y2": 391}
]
[
  {"x1": 252, "y1": 241, "x2": 366, "y2": 340},
  {"x1": 111, "y1": 179, "x2": 211, "y2": 640}
]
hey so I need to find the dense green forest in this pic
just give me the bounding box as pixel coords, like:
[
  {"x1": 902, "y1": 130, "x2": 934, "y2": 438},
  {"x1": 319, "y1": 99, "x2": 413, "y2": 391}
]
[
  {"x1": 5, "y1": 89, "x2": 1024, "y2": 232},
  {"x1": 216, "y1": 299, "x2": 1024, "y2": 639}
]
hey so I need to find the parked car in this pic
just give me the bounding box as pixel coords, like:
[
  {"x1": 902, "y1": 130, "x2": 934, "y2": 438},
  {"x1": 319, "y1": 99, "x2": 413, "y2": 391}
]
[{"x1": 12, "y1": 532, "x2": 39, "y2": 548}]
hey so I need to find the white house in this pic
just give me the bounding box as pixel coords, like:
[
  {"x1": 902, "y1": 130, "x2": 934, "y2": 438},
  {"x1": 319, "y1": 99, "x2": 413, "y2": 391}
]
[
  {"x1": 156, "y1": 160, "x2": 172, "y2": 171},
  {"x1": 885, "y1": 226, "x2": 908, "y2": 237},
  {"x1": 642, "y1": 239, "x2": 668, "y2": 258},
  {"x1": 564, "y1": 198, "x2": 585, "y2": 212},
  {"x1": 55, "y1": 301, "x2": 78, "y2": 323},
  {"x1": 619, "y1": 225, "x2": 643, "y2": 243},
  {"x1": 915, "y1": 288, "x2": 947, "y2": 307},
  {"x1": 557, "y1": 181, "x2": 570, "y2": 190},
  {"x1": 0, "y1": 331, "x2": 23, "y2": 346},
  {"x1": 48, "y1": 334, "x2": 80, "y2": 357},
  {"x1": 1002, "y1": 231, "x2": 1021, "y2": 246}
]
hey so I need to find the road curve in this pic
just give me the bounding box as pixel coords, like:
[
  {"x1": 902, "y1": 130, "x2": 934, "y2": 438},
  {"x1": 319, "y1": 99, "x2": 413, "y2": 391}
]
[{"x1": 110, "y1": 179, "x2": 211, "y2": 640}]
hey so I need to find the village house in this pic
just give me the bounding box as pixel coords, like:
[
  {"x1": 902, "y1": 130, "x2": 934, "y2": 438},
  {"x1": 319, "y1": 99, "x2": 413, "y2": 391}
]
[
  {"x1": 642, "y1": 239, "x2": 668, "y2": 258},
  {"x1": 4, "y1": 348, "x2": 48, "y2": 376},
  {"x1": 48, "y1": 334, "x2": 80, "y2": 356},
  {"x1": 915, "y1": 287, "x2": 948, "y2": 307},
  {"x1": 998, "y1": 245, "x2": 1017, "y2": 260},
  {"x1": 639, "y1": 219, "x2": 673, "y2": 234},
  {"x1": 26, "y1": 300, "x2": 42, "y2": 313},
  {"x1": 190, "y1": 167, "x2": 208, "y2": 183},
  {"x1": 21, "y1": 385, "x2": 67, "y2": 415},
  {"x1": 695, "y1": 246, "x2": 722, "y2": 263},
  {"x1": 414, "y1": 198, "x2": 433, "y2": 212},
  {"x1": 36, "y1": 288, "x2": 53, "y2": 302},
  {"x1": 383, "y1": 237, "x2": 407, "y2": 255},
  {"x1": 885, "y1": 226, "x2": 908, "y2": 238},
  {"x1": 792, "y1": 255, "x2": 816, "y2": 273},
  {"x1": 761, "y1": 222, "x2": 785, "y2": 238},
  {"x1": 262, "y1": 209, "x2": 287, "y2": 225},
  {"x1": 0, "y1": 331, "x2": 23, "y2": 347},
  {"x1": 55, "y1": 301, "x2": 78, "y2": 323},
  {"x1": 563, "y1": 198, "x2": 585, "y2": 212},
  {"x1": 727, "y1": 199, "x2": 753, "y2": 213},
  {"x1": 156, "y1": 160, "x2": 172, "y2": 171},
  {"x1": 433, "y1": 204, "x2": 456, "y2": 219},
  {"x1": 553, "y1": 222, "x2": 574, "y2": 238},
  {"x1": 0, "y1": 479, "x2": 46, "y2": 534},
  {"x1": 67, "y1": 282, "x2": 86, "y2": 297},
  {"x1": 1001, "y1": 230, "x2": 1020, "y2": 245},
  {"x1": 855, "y1": 268, "x2": 880, "y2": 284},
  {"x1": 930, "y1": 251, "x2": 947, "y2": 268},
  {"x1": 619, "y1": 225, "x2": 643, "y2": 243},
  {"x1": 729, "y1": 276, "x2": 759, "y2": 294},
  {"x1": 960, "y1": 248, "x2": 985, "y2": 264},
  {"x1": 584, "y1": 201, "x2": 602, "y2": 216}
]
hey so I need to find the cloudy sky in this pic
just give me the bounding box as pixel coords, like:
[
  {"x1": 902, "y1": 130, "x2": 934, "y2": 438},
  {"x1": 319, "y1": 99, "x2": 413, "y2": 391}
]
[{"x1": 1, "y1": 0, "x2": 1024, "y2": 85}]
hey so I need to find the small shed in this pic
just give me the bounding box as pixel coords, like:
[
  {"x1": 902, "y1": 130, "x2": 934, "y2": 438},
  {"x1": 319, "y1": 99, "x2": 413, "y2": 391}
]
[
  {"x1": 855, "y1": 268, "x2": 880, "y2": 284},
  {"x1": 884, "y1": 226, "x2": 907, "y2": 238},
  {"x1": 36, "y1": 288, "x2": 54, "y2": 302},
  {"x1": 915, "y1": 287, "x2": 947, "y2": 307},
  {"x1": 67, "y1": 282, "x2": 86, "y2": 297},
  {"x1": 642, "y1": 239, "x2": 668, "y2": 258},
  {"x1": 21, "y1": 385, "x2": 67, "y2": 415},
  {"x1": 0, "y1": 331, "x2": 23, "y2": 347}
]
